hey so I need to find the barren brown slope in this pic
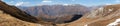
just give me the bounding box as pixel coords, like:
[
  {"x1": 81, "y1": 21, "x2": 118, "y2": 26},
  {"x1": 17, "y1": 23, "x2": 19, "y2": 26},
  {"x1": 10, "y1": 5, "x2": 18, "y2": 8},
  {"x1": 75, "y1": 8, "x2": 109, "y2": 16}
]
[
  {"x1": 0, "y1": 1, "x2": 38, "y2": 23},
  {"x1": 56, "y1": 4, "x2": 120, "y2": 26},
  {"x1": 0, "y1": 10, "x2": 43, "y2": 26},
  {"x1": 0, "y1": 1, "x2": 54, "y2": 26}
]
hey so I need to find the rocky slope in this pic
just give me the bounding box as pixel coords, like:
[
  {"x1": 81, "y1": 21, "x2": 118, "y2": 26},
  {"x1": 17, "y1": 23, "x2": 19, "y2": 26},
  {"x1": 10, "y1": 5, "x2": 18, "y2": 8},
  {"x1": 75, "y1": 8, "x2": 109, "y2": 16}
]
[
  {"x1": 56, "y1": 4, "x2": 120, "y2": 26},
  {"x1": 0, "y1": 1, "x2": 53, "y2": 26},
  {"x1": 0, "y1": 1, "x2": 38, "y2": 23}
]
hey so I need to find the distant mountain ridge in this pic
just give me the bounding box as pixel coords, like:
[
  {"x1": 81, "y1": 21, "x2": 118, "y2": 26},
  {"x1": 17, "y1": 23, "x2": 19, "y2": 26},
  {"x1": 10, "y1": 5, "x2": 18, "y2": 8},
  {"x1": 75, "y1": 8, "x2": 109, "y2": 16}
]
[
  {"x1": 0, "y1": 1, "x2": 54, "y2": 26},
  {"x1": 17, "y1": 4, "x2": 89, "y2": 23},
  {"x1": 1, "y1": 0, "x2": 120, "y2": 26},
  {"x1": 18, "y1": 4, "x2": 89, "y2": 16}
]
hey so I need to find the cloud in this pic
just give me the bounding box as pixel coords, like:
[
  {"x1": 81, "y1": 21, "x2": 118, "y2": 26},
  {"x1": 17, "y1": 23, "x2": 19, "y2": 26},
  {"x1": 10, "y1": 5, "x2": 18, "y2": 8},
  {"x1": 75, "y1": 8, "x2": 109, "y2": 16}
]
[
  {"x1": 39, "y1": 0, "x2": 52, "y2": 5},
  {"x1": 15, "y1": 2, "x2": 30, "y2": 6},
  {"x1": 105, "y1": 3, "x2": 112, "y2": 5},
  {"x1": 42, "y1": 1, "x2": 52, "y2": 2},
  {"x1": 63, "y1": 4, "x2": 69, "y2": 6},
  {"x1": 6, "y1": 1, "x2": 15, "y2": 5},
  {"x1": 15, "y1": 2, "x2": 24, "y2": 6},
  {"x1": 42, "y1": 0, "x2": 52, "y2": 2}
]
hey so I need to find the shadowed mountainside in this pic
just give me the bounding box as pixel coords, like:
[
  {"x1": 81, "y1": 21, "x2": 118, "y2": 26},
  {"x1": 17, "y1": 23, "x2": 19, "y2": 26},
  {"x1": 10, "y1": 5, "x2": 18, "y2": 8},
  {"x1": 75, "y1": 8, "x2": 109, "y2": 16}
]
[
  {"x1": 0, "y1": 1, "x2": 39, "y2": 23},
  {"x1": 0, "y1": 1, "x2": 54, "y2": 26}
]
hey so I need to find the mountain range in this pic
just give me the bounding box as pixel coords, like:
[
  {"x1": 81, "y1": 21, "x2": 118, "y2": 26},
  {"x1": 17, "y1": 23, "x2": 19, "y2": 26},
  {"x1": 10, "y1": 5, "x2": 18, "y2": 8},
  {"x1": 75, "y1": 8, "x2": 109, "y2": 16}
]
[
  {"x1": 17, "y1": 4, "x2": 90, "y2": 23},
  {"x1": 0, "y1": 0, "x2": 120, "y2": 26},
  {"x1": 56, "y1": 4, "x2": 120, "y2": 26}
]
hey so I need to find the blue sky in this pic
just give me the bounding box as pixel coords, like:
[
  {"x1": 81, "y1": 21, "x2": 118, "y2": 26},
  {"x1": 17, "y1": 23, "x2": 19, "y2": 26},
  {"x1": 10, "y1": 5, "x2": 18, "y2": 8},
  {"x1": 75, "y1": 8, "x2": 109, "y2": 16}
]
[{"x1": 2, "y1": 0, "x2": 120, "y2": 6}]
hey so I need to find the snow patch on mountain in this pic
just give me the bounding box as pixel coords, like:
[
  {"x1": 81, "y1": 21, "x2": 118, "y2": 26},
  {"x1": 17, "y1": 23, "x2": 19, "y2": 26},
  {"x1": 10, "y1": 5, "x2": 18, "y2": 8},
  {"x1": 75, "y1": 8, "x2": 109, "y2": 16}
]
[{"x1": 107, "y1": 18, "x2": 120, "y2": 26}]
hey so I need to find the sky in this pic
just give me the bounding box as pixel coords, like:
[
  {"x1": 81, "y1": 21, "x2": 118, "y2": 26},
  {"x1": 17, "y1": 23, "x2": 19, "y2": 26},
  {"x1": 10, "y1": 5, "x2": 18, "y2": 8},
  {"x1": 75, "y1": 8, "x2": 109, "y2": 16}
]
[{"x1": 2, "y1": 0, "x2": 120, "y2": 6}]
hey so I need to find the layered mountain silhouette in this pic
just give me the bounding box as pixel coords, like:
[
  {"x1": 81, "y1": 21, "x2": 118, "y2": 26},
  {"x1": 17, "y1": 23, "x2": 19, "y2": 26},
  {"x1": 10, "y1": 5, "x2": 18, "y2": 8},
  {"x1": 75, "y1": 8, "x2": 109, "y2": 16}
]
[
  {"x1": 1, "y1": 0, "x2": 120, "y2": 26},
  {"x1": 0, "y1": 1, "x2": 54, "y2": 26},
  {"x1": 18, "y1": 4, "x2": 89, "y2": 23},
  {"x1": 18, "y1": 5, "x2": 88, "y2": 16}
]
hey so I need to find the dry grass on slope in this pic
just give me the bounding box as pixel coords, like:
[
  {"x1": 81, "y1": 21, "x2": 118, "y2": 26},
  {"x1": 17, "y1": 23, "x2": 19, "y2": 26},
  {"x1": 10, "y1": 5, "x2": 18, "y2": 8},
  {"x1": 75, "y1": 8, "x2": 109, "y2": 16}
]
[{"x1": 0, "y1": 10, "x2": 43, "y2": 26}]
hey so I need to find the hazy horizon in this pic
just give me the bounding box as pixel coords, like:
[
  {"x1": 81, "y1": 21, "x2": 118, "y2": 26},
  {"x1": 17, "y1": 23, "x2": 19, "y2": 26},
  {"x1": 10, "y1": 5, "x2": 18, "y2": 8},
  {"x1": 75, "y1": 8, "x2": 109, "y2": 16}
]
[{"x1": 2, "y1": 0, "x2": 120, "y2": 6}]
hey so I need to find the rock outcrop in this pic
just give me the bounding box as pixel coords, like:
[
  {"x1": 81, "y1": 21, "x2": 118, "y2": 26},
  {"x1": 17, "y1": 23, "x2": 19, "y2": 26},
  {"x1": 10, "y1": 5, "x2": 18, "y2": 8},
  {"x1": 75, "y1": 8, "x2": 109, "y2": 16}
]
[{"x1": 56, "y1": 4, "x2": 120, "y2": 26}]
